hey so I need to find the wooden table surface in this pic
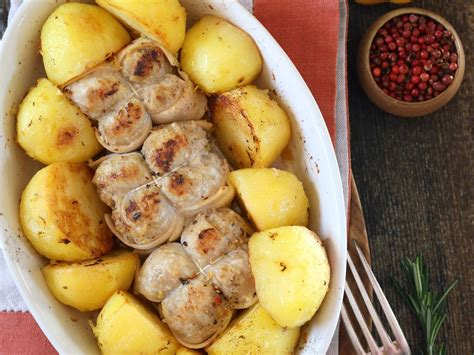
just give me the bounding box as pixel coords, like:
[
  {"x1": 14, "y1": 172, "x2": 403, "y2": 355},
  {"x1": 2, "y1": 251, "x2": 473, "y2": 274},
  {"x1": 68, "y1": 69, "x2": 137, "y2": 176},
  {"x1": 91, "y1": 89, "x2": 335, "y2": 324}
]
[
  {"x1": 1, "y1": 1, "x2": 472, "y2": 354},
  {"x1": 348, "y1": 1, "x2": 473, "y2": 354}
]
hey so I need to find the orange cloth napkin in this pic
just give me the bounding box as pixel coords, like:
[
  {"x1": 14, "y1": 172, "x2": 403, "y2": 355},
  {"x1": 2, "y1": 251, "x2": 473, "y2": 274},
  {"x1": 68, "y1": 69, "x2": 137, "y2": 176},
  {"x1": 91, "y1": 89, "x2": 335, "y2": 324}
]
[
  {"x1": 254, "y1": 0, "x2": 340, "y2": 141},
  {"x1": 254, "y1": 0, "x2": 351, "y2": 215},
  {"x1": 0, "y1": 313, "x2": 55, "y2": 354}
]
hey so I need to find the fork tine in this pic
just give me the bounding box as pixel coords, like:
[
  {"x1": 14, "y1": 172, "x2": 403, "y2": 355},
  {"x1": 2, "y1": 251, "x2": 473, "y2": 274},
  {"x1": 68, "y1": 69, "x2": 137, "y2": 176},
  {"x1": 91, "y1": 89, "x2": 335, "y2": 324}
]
[
  {"x1": 347, "y1": 252, "x2": 394, "y2": 351},
  {"x1": 344, "y1": 281, "x2": 382, "y2": 354},
  {"x1": 354, "y1": 241, "x2": 411, "y2": 355},
  {"x1": 341, "y1": 303, "x2": 368, "y2": 355}
]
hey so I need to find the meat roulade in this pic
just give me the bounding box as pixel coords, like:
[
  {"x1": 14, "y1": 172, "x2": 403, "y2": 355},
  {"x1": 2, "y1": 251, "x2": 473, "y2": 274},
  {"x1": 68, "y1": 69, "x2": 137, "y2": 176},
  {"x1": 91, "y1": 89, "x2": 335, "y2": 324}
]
[
  {"x1": 92, "y1": 152, "x2": 184, "y2": 249},
  {"x1": 161, "y1": 277, "x2": 234, "y2": 348},
  {"x1": 135, "y1": 243, "x2": 199, "y2": 302},
  {"x1": 142, "y1": 121, "x2": 234, "y2": 217},
  {"x1": 65, "y1": 38, "x2": 207, "y2": 153},
  {"x1": 135, "y1": 208, "x2": 256, "y2": 348},
  {"x1": 92, "y1": 121, "x2": 234, "y2": 250}
]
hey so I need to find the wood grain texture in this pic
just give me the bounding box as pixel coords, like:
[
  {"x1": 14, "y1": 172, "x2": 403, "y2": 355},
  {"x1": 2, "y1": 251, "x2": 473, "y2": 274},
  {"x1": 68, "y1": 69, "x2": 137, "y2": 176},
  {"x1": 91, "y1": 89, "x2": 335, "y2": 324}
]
[
  {"x1": 348, "y1": 1, "x2": 473, "y2": 354},
  {"x1": 0, "y1": 1, "x2": 7, "y2": 33},
  {"x1": 339, "y1": 175, "x2": 373, "y2": 354}
]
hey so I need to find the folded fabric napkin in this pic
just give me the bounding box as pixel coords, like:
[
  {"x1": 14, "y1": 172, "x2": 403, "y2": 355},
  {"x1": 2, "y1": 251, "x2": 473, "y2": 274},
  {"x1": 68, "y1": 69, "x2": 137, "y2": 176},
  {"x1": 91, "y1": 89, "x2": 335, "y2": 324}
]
[{"x1": 0, "y1": 0, "x2": 349, "y2": 353}]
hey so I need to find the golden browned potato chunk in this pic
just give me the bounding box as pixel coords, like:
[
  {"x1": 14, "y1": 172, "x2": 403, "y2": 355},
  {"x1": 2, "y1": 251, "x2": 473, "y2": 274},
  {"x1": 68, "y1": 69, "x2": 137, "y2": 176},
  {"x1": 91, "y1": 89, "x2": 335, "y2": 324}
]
[
  {"x1": 42, "y1": 250, "x2": 139, "y2": 312},
  {"x1": 92, "y1": 290, "x2": 179, "y2": 355},
  {"x1": 212, "y1": 85, "x2": 291, "y2": 168},
  {"x1": 181, "y1": 15, "x2": 262, "y2": 94},
  {"x1": 176, "y1": 347, "x2": 203, "y2": 355},
  {"x1": 20, "y1": 162, "x2": 114, "y2": 261},
  {"x1": 249, "y1": 226, "x2": 330, "y2": 328},
  {"x1": 206, "y1": 303, "x2": 300, "y2": 355},
  {"x1": 96, "y1": 0, "x2": 186, "y2": 58},
  {"x1": 16, "y1": 78, "x2": 102, "y2": 164},
  {"x1": 229, "y1": 168, "x2": 309, "y2": 230},
  {"x1": 41, "y1": 3, "x2": 131, "y2": 85}
]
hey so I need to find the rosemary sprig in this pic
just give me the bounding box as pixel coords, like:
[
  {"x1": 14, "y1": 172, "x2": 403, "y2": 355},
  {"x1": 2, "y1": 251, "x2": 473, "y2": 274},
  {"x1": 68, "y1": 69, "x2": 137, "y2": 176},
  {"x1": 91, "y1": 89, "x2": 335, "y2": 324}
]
[{"x1": 392, "y1": 256, "x2": 458, "y2": 355}]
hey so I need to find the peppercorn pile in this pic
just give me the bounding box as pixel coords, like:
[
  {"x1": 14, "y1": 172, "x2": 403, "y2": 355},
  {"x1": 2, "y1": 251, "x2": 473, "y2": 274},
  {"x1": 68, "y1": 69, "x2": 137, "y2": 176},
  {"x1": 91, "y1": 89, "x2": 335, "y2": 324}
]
[{"x1": 369, "y1": 14, "x2": 459, "y2": 102}]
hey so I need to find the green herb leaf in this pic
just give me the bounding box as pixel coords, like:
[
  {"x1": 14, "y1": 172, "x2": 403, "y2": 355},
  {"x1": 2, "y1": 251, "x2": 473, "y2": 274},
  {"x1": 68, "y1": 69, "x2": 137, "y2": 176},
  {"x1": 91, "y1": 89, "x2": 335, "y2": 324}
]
[{"x1": 391, "y1": 256, "x2": 457, "y2": 355}]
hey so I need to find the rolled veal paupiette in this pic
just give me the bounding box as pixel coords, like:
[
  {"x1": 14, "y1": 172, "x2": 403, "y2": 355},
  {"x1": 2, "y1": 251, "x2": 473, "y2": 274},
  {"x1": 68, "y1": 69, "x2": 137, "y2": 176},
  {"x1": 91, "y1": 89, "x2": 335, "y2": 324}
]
[
  {"x1": 135, "y1": 208, "x2": 257, "y2": 348},
  {"x1": 92, "y1": 121, "x2": 235, "y2": 250},
  {"x1": 64, "y1": 38, "x2": 207, "y2": 153}
]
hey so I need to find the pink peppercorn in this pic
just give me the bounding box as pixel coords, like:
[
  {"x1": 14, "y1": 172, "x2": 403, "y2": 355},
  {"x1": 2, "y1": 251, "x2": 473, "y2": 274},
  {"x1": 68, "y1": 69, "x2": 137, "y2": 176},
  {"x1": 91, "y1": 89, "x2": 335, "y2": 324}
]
[{"x1": 369, "y1": 13, "x2": 458, "y2": 102}]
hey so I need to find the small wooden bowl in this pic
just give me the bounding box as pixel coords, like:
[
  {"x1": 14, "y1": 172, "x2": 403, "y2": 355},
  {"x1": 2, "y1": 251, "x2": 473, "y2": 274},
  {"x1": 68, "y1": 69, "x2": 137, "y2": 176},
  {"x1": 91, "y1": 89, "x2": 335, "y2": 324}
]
[{"x1": 357, "y1": 8, "x2": 465, "y2": 117}]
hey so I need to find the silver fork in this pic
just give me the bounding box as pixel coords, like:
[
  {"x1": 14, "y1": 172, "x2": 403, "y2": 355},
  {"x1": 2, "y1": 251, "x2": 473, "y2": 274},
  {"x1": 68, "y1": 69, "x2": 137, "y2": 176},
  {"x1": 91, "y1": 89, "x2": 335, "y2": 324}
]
[{"x1": 341, "y1": 241, "x2": 411, "y2": 355}]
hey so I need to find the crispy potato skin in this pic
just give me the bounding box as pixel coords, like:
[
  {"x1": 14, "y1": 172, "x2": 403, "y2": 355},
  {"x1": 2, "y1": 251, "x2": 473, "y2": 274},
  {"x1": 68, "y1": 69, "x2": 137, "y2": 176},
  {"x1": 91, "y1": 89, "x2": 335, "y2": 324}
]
[
  {"x1": 206, "y1": 303, "x2": 300, "y2": 355},
  {"x1": 229, "y1": 168, "x2": 309, "y2": 230},
  {"x1": 42, "y1": 250, "x2": 139, "y2": 312},
  {"x1": 212, "y1": 85, "x2": 291, "y2": 168},
  {"x1": 181, "y1": 16, "x2": 262, "y2": 94},
  {"x1": 92, "y1": 290, "x2": 179, "y2": 355},
  {"x1": 16, "y1": 78, "x2": 102, "y2": 164},
  {"x1": 20, "y1": 162, "x2": 114, "y2": 261},
  {"x1": 96, "y1": 0, "x2": 186, "y2": 56},
  {"x1": 249, "y1": 226, "x2": 330, "y2": 328},
  {"x1": 41, "y1": 3, "x2": 131, "y2": 85}
]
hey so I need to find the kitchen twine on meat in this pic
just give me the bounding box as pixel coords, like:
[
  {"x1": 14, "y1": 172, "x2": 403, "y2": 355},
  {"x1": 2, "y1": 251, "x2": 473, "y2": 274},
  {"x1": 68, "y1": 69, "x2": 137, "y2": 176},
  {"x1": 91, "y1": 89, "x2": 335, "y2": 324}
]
[{"x1": 0, "y1": 1, "x2": 350, "y2": 354}]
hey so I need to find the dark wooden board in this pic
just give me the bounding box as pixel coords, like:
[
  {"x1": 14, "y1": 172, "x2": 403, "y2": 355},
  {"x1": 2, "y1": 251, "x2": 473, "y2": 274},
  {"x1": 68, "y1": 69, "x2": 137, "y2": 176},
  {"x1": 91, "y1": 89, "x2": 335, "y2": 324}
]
[
  {"x1": 348, "y1": 1, "x2": 473, "y2": 354},
  {"x1": 339, "y1": 175, "x2": 373, "y2": 354}
]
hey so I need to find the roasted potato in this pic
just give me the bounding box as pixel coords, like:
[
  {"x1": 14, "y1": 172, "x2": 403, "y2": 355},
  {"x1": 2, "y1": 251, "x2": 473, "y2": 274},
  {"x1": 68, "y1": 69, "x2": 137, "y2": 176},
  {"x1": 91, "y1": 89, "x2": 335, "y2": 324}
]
[
  {"x1": 41, "y1": 3, "x2": 131, "y2": 85},
  {"x1": 249, "y1": 226, "x2": 330, "y2": 328},
  {"x1": 229, "y1": 168, "x2": 309, "y2": 230},
  {"x1": 20, "y1": 162, "x2": 114, "y2": 261},
  {"x1": 176, "y1": 347, "x2": 203, "y2": 355},
  {"x1": 92, "y1": 290, "x2": 179, "y2": 355},
  {"x1": 42, "y1": 250, "x2": 139, "y2": 312},
  {"x1": 212, "y1": 85, "x2": 291, "y2": 168},
  {"x1": 181, "y1": 15, "x2": 262, "y2": 94},
  {"x1": 96, "y1": 0, "x2": 186, "y2": 58},
  {"x1": 206, "y1": 303, "x2": 300, "y2": 355},
  {"x1": 16, "y1": 78, "x2": 102, "y2": 164}
]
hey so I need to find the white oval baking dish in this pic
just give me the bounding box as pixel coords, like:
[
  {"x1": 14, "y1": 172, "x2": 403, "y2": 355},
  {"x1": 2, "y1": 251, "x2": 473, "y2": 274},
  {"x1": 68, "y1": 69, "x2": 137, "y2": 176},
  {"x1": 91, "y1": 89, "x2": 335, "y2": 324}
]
[{"x1": 0, "y1": 0, "x2": 347, "y2": 353}]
